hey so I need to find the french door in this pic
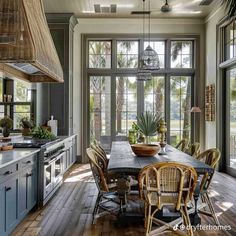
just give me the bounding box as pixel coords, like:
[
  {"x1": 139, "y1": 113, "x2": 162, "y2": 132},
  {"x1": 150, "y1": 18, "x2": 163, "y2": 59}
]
[
  {"x1": 226, "y1": 66, "x2": 236, "y2": 177},
  {"x1": 89, "y1": 75, "x2": 192, "y2": 151}
]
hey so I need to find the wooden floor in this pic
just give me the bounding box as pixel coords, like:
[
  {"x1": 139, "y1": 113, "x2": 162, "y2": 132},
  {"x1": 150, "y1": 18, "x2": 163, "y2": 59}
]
[{"x1": 11, "y1": 164, "x2": 236, "y2": 236}]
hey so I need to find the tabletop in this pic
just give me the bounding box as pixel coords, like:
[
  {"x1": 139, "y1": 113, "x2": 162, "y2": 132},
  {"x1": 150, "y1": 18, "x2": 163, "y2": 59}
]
[{"x1": 108, "y1": 141, "x2": 214, "y2": 175}]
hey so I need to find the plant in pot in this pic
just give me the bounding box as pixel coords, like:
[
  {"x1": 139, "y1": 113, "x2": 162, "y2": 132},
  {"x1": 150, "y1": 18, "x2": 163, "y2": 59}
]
[
  {"x1": 0, "y1": 116, "x2": 13, "y2": 137},
  {"x1": 20, "y1": 117, "x2": 34, "y2": 136},
  {"x1": 136, "y1": 111, "x2": 161, "y2": 144},
  {"x1": 31, "y1": 126, "x2": 56, "y2": 141}
]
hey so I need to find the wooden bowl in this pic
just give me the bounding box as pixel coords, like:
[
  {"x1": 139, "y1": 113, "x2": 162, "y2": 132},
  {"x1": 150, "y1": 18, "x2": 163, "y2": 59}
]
[{"x1": 131, "y1": 144, "x2": 160, "y2": 157}]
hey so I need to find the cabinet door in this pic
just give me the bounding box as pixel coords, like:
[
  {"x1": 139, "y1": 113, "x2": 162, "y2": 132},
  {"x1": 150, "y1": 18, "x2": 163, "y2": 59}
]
[
  {"x1": 0, "y1": 183, "x2": 5, "y2": 235},
  {"x1": 18, "y1": 171, "x2": 27, "y2": 218},
  {"x1": 5, "y1": 177, "x2": 18, "y2": 232},
  {"x1": 27, "y1": 166, "x2": 37, "y2": 210}
]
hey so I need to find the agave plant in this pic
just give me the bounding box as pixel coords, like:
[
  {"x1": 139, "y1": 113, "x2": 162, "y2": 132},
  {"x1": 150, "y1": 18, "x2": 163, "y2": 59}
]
[
  {"x1": 221, "y1": 0, "x2": 236, "y2": 19},
  {"x1": 136, "y1": 112, "x2": 161, "y2": 140}
]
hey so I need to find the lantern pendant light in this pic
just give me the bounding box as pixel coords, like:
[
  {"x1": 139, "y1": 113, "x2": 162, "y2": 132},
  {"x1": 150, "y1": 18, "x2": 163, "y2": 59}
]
[{"x1": 139, "y1": 0, "x2": 160, "y2": 71}]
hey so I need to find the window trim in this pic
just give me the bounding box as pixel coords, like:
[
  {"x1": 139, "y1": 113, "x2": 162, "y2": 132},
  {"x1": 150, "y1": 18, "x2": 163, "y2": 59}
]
[{"x1": 81, "y1": 33, "x2": 200, "y2": 163}]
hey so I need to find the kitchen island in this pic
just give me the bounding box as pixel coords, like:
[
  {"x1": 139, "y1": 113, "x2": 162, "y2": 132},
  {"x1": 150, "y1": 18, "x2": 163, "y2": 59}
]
[{"x1": 0, "y1": 134, "x2": 77, "y2": 236}]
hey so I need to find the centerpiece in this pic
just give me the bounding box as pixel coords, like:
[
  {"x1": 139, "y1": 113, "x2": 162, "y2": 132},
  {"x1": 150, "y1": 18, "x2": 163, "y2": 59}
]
[{"x1": 131, "y1": 112, "x2": 161, "y2": 157}]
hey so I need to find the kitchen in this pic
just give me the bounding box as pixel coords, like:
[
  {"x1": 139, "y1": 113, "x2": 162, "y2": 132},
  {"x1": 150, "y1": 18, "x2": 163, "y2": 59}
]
[{"x1": 1, "y1": 0, "x2": 236, "y2": 236}]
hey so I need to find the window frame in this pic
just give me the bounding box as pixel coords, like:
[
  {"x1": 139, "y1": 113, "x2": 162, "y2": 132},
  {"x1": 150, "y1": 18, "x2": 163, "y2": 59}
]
[{"x1": 82, "y1": 34, "x2": 200, "y2": 159}]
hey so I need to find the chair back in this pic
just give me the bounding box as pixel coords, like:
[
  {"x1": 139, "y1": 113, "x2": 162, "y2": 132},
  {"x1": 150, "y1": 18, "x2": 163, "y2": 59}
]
[
  {"x1": 188, "y1": 142, "x2": 201, "y2": 157},
  {"x1": 196, "y1": 148, "x2": 221, "y2": 191},
  {"x1": 91, "y1": 143, "x2": 108, "y2": 167},
  {"x1": 175, "y1": 139, "x2": 189, "y2": 152},
  {"x1": 86, "y1": 148, "x2": 109, "y2": 192},
  {"x1": 138, "y1": 162, "x2": 197, "y2": 211}
]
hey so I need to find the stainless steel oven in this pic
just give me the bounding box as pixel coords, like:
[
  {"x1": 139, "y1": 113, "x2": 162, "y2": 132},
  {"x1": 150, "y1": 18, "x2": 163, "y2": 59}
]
[{"x1": 43, "y1": 143, "x2": 65, "y2": 202}]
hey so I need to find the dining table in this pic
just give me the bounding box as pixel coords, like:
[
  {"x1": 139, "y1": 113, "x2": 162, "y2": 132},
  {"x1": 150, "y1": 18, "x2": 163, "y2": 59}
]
[{"x1": 107, "y1": 141, "x2": 214, "y2": 225}]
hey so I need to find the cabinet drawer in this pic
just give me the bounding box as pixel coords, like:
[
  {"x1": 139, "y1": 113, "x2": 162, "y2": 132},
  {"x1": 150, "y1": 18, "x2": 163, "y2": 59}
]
[
  {"x1": 0, "y1": 163, "x2": 17, "y2": 181},
  {"x1": 19, "y1": 155, "x2": 37, "y2": 169}
]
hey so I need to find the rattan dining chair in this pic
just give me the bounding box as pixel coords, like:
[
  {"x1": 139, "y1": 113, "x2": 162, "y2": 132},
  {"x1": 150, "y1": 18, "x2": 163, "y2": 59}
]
[
  {"x1": 86, "y1": 148, "x2": 120, "y2": 223},
  {"x1": 195, "y1": 148, "x2": 221, "y2": 226},
  {"x1": 138, "y1": 162, "x2": 198, "y2": 236},
  {"x1": 91, "y1": 140, "x2": 109, "y2": 165},
  {"x1": 187, "y1": 142, "x2": 201, "y2": 158},
  {"x1": 175, "y1": 139, "x2": 189, "y2": 152}
]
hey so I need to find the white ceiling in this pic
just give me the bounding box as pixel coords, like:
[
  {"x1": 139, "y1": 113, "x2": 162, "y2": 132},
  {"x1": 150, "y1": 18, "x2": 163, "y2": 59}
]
[{"x1": 43, "y1": 0, "x2": 221, "y2": 19}]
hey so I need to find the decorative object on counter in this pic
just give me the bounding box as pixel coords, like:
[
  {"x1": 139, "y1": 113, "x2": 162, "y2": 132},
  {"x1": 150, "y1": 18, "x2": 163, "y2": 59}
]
[
  {"x1": 0, "y1": 116, "x2": 13, "y2": 137},
  {"x1": 137, "y1": 111, "x2": 161, "y2": 144},
  {"x1": 128, "y1": 130, "x2": 137, "y2": 144},
  {"x1": 3, "y1": 94, "x2": 7, "y2": 102},
  {"x1": 47, "y1": 115, "x2": 58, "y2": 136},
  {"x1": 131, "y1": 143, "x2": 160, "y2": 157},
  {"x1": 20, "y1": 117, "x2": 34, "y2": 136},
  {"x1": 1, "y1": 143, "x2": 13, "y2": 151},
  {"x1": 158, "y1": 118, "x2": 167, "y2": 155},
  {"x1": 31, "y1": 126, "x2": 56, "y2": 140}
]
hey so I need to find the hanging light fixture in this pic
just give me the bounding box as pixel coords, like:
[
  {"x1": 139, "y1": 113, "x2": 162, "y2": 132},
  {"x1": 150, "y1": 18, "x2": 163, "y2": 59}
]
[
  {"x1": 137, "y1": 0, "x2": 159, "y2": 81},
  {"x1": 140, "y1": 0, "x2": 160, "y2": 71}
]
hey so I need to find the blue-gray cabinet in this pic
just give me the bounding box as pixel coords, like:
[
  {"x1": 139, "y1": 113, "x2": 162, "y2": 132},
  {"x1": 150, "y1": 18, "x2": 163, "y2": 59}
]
[{"x1": 0, "y1": 153, "x2": 38, "y2": 236}]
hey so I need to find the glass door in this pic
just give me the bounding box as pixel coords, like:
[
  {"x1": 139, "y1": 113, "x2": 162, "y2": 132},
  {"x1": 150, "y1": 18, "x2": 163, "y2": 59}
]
[{"x1": 226, "y1": 67, "x2": 236, "y2": 176}]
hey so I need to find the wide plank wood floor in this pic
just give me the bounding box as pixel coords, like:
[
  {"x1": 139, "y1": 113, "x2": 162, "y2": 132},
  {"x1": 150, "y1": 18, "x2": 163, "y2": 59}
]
[{"x1": 11, "y1": 164, "x2": 236, "y2": 236}]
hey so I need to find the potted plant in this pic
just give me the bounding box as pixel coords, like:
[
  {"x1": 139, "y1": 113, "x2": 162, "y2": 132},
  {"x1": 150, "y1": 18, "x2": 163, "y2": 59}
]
[
  {"x1": 136, "y1": 111, "x2": 161, "y2": 143},
  {"x1": 31, "y1": 126, "x2": 56, "y2": 140},
  {"x1": 20, "y1": 117, "x2": 34, "y2": 136},
  {"x1": 0, "y1": 116, "x2": 13, "y2": 137}
]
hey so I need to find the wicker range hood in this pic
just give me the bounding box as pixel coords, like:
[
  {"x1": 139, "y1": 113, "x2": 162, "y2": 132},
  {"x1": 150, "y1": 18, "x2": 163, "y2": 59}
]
[{"x1": 0, "y1": 0, "x2": 64, "y2": 83}]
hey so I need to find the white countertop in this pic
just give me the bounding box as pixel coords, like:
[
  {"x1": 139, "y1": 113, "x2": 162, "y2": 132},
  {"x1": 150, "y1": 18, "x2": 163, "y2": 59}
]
[{"x1": 0, "y1": 149, "x2": 40, "y2": 169}]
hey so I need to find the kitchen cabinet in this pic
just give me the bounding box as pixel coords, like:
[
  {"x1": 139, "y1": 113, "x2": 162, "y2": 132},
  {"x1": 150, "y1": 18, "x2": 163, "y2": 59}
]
[{"x1": 0, "y1": 153, "x2": 38, "y2": 236}]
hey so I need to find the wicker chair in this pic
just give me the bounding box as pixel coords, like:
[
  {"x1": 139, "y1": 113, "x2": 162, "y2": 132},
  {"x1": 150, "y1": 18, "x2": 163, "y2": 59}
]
[
  {"x1": 86, "y1": 148, "x2": 120, "y2": 223},
  {"x1": 195, "y1": 148, "x2": 221, "y2": 225},
  {"x1": 175, "y1": 139, "x2": 189, "y2": 152},
  {"x1": 91, "y1": 140, "x2": 109, "y2": 165},
  {"x1": 187, "y1": 142, "x2": 201, "y2": 158},
  {"x1": 138, "y1": 162, "x2": 198, "y2": 236}
]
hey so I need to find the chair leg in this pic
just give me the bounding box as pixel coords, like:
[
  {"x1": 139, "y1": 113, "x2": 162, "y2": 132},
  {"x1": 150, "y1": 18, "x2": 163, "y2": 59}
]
[
  {"x1": 92, "y1": 193, "x2": 102, "y2": 224},
  {"x1": 205, "y1": 193, "x2": 220, "y2": 226},
  {"x1": 183, "y1": 205, "x2": 194, "y2": 236},
  {"x1": 146, "y1": 205, "x2": 152, "y2": 236}
]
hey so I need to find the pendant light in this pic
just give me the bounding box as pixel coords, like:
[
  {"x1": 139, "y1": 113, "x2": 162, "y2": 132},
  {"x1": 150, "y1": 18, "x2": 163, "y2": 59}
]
[{"x1": 140, "y1": 0, "x2": 160, "y2": 71}]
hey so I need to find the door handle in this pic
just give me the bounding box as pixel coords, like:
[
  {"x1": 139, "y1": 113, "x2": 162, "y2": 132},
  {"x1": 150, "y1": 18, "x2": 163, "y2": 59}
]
[{"x1": 5, "y1": 187, "x2": 11, "y2": 192}]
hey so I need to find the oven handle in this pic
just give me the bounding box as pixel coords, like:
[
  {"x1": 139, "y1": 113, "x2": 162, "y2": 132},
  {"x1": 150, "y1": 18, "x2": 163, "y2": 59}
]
[{"x1": 44, "y1": 150, "x2": 65, "y2": 165}]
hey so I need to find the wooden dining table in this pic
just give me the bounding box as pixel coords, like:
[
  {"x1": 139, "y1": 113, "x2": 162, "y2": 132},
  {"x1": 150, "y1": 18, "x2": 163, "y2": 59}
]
[
  {"x1": 108, "y1": 141, "x2": 214, "y2": 176},
  {"x1": 107, "y1": 141, "x2": 214, "y2": 225}
]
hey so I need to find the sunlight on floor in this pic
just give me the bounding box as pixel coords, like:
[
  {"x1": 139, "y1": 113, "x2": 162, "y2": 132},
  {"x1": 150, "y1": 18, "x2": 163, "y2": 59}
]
[
  {"x1": 208, "y1": 189, "x2": 220, "y2": 197},
  {"x1": 215, "y1": 201, "x2": 234, "y2": 211}
]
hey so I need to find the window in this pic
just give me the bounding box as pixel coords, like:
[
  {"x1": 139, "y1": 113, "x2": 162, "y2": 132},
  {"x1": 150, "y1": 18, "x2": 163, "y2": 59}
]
[
  {"x1": 171, "y1": 41, "x2": 193, "y2": 68},
  {"x1": 144, "y1": 41, "x2": 165, "y2": 68},
  {"x1": 116, "y1": 76, "x2": 137, "y2": 135},
  {"x1": 89, "y1": 41, "x2": 111, "y2": 68},
  {"x1": 0, "y1": 79, "x2": 35, "y2": 130},
  {"x1": 225, "y1": 21, "x2": 236, "y2": 60},
  {"x1": 85, "y1": 37, "x2": 195, "y2": 150},
  {"x1": 144, "y1": 76, "x2": 165, "y2": 117},
  {"x1": 90, "y1": 76, "x2": 111, "y2": 149},
  {"x1": 117, "y1": 41, "x2": 139, "y2": 68}
]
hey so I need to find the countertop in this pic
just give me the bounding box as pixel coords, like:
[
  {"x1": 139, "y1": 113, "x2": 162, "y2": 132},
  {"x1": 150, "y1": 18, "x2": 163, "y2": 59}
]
[{"x1": 0, "y1": 148, "x2": 40, "y2": 169}]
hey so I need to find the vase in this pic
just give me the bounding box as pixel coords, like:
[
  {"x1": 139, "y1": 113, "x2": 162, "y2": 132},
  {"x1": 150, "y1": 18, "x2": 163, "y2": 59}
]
[{"x1": 2, "y1": 127, "x2": 10, "y2": 137}]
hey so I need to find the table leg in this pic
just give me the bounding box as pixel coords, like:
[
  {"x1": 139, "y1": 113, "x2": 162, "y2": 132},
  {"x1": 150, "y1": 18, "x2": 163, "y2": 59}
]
[{"x1": 190, "y1": 179, "x2": 201, "y2": 225}]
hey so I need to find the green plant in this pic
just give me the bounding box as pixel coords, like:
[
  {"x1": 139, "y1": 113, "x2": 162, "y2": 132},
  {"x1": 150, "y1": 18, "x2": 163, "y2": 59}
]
[
  {"x1": 20, "y1": 117, "x2": 34, "y2": 129},
  {"x1": 31, "y1": 127, "x2": 56, "y2": 140},
  {"x1": 136, "y1": 111, "x2": 161, "y2": 137},
  {"x1": 0, "y1": 116, "x2": 13, "y2": 129}
]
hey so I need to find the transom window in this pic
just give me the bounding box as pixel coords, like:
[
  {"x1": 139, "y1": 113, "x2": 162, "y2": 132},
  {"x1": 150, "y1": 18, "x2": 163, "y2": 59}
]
[{"x1": 86, "y1": 36, "x2": 196, "y2": 150}]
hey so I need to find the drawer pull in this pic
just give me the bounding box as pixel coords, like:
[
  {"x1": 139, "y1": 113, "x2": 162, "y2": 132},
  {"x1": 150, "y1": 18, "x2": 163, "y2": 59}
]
[
  {"x1": 5, "y1": 187, "x2": 11, "y2": 191},
  {"x1": 26, "y1": 173, "x2": 33, "y2": 177},
  {"x1": 4, "y1": 171, "x2": 13, "y2": 175},
  {"x1": 26, "y1": 161, "x2": 31, "y2": 164}
]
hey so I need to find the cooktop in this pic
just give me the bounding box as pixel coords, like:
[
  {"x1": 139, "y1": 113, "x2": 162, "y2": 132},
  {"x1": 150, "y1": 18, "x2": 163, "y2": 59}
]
[{"x1": 13, "y1": 139, "x2": 60, "y2": 148}]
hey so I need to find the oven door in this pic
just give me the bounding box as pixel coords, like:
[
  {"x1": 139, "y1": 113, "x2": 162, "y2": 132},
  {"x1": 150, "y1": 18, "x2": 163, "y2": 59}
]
[
  {"x1": 54, "y1": 151, "x2": 65, "y2": 186},
  {"x1": 44, "y1": 161, "x2": 54, "y2": 199}
]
